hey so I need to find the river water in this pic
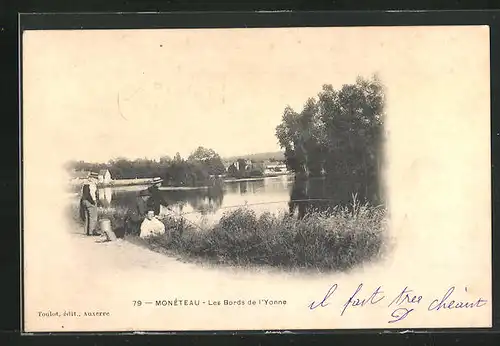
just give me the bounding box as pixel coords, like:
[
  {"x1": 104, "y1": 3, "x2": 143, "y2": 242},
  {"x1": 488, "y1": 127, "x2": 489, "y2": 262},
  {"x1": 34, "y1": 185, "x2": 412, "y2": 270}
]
[
  {"x1": 97, "y1": 176, "x2": 295, "y2": 227},
  {"x1": 92, "y1": 174, "x2": 381, "y2": 228}
]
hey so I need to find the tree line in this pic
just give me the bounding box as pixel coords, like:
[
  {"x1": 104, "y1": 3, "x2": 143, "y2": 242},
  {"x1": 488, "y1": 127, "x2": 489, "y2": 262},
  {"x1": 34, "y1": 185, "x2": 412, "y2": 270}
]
[
  {"x1": 67, "y1": 146, "x2": 267, "y2": 187},
  {"x1": 67, "y1": 147, "x2": 225, "y2": 187}
]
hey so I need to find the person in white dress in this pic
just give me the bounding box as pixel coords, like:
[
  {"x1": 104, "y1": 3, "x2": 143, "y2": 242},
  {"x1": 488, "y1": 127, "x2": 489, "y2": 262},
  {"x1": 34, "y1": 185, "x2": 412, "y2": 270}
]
[{"x1": 140, "y1": 210, "x2": 166, "y2": 239}]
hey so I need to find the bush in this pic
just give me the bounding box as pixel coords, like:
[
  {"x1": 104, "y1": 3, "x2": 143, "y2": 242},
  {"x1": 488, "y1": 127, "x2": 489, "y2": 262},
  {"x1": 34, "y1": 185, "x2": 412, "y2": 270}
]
[{"x1": 145, "y1": 196, "x2": 388, "y2": 272}]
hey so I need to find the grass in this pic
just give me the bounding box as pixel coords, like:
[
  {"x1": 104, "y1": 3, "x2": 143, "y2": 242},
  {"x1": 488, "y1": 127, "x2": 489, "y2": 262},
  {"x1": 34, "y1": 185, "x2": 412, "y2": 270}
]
[{"x1": 69, "y1": 195, "x2": 389, "y2": 272}]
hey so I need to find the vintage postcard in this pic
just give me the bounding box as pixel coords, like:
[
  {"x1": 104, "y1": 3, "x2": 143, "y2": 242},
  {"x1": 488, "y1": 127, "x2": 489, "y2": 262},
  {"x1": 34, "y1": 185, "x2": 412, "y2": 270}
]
[{"x1": 21, "y1": 25, "x2": 491, "y2": 332}]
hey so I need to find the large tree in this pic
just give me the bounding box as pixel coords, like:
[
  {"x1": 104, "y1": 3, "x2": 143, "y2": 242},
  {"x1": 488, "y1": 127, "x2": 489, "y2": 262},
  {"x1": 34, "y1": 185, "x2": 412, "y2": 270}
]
[
  {"x1": 276, "y1": 75, "x2": 385, "y2": 204},
  {"x1": 188, "y1": 146, "x2": 226, "y2": 176}
]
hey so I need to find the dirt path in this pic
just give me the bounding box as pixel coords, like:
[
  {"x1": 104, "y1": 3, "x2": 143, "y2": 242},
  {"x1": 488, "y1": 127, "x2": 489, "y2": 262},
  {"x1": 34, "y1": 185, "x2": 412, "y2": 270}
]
[
  {"x1": 26, "y1": 209, "x2": 483, "y2": 332},
  {"x1": 65, "y1": 225, "x2": 311, "y2": 282},
  {"x1": 23, "y1": 182, "x2": 491, "y2": 331},
  {"x1": 24, "y1": 195, "x2": 452, "y2": 331},
  {"x1": 67, "y1": 230, "x2": 226, "y2": 281}
]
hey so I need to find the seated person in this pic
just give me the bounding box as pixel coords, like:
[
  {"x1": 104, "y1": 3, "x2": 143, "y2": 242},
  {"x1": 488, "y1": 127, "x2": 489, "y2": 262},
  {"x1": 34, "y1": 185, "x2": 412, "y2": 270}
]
[
  {"x1": 125, "y1": 189, "x2": 150, "y2": 236},
  {"x1": 147, "y1": 181, "x2": 170, "y2": 217},
  {"x1": 140, "y1": 210, "x2": 166, "y2": 239}
]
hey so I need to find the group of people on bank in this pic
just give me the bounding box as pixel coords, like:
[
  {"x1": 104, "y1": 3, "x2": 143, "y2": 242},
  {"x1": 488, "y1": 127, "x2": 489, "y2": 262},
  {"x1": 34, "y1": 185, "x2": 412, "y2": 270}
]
[{"x1": 79, "y1": 179, "x2": 170, "y2": 241}]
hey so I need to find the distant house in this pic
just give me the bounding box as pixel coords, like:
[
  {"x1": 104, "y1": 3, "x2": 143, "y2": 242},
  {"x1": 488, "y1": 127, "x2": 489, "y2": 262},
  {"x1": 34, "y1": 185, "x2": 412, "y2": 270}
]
[
  {"x1": 264, "y1": 163, "x2": 288, "y2": 176},
  {"x1": 232, "y1": 159, "x2": 252, "y2": 172},
  {"x1": 98, "y1": 169, "x2": 112, "y2": 184}
]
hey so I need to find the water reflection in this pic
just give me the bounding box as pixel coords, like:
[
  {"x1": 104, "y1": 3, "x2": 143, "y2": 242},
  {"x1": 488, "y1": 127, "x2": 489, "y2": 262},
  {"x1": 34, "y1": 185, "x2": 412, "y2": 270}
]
[
  {"x1": 223, "y1": 180, "x2": 267, "y2": 195},
  {"x1": 97, "y1": 187, "x2": 113, "y2": 208},
  {"x1": 94, "y1": 175, "x2": 381, "y2": 221},
  {"x1": 177, "y1": 186, "x2": 224, "y2": 215},
  {"x1": 98, "y1": 185, "x2": 226, "y2": 215},
  {"x1": 288, "y1": 175, "x2": 383, "y2": 217},
  {"x1": 240, "y1": 182, "x2": 248, "y2": 194}
]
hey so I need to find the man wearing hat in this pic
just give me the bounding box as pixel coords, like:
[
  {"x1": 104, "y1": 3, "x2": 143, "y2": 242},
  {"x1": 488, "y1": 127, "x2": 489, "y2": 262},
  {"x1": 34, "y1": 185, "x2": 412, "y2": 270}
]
[
  {"x1": 125, "y1": 189, "x2": 151, "y2": 236},
  {"x1": 146, "y1": 179, "x2": 169, "y2": 217}
]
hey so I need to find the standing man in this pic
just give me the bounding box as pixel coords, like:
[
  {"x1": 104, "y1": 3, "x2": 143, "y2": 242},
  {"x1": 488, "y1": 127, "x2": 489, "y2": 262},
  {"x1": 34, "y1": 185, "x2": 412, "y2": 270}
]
[
  {"x1": 80, "y1": 183, "x2": 99, "y2": 236},
  {"x1": 80, "y1": 177, "x2": 99, "y2": 205},
  {"x1": 89, "y1": 176, "x2": 100, "y2": 206}
]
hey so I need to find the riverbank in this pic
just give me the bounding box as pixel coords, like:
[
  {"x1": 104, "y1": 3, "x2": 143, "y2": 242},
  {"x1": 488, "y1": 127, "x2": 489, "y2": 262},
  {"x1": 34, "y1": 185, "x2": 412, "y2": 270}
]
[
  {"x1": 72, "y1": 195, "x2": 390, "y2": 272},
  {"x1": 223, "y1": 177, "x2": 266, "y2": 183},
  {"x1": 159, "y1": 186, "x2": 210, "y2": 191},
  {"x1": 223, "y1": 175, "x2": 292, "y2": 183},
  {"x1": 69, "y1": 175, "x2": 294, "y2": 192},
  {"x1": 68, "y1": 179, "x2": 162, "y2": 189},
  {"x1": 157, "y1": 175, "x2": 292, "y2": 190},
  {"x1": 99, "y1": 178, "x2": 162, "y2": 187},
  {"x1": 27, "y1": 195, "x2": 487, "y2": 332},
  {"x1": 32, "y1": 221, "x2": 390, "y2": 331}
]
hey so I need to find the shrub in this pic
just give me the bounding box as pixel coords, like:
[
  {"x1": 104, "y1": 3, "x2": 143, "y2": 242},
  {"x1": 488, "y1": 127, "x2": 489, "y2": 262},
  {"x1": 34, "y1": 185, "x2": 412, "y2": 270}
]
[{"x1": 146, "y1": 196, "x2": 387, "y2": 272}]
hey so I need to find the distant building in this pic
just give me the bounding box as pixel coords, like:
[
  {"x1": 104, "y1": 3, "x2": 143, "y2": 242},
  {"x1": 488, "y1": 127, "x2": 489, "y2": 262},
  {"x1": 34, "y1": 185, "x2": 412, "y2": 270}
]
[
  {"x1": 264, "y1": 163, "x2": 288, "y2": 175},
  {"x1": 98, "y1": 169, "x2": 112, "y2": 184},
  {"x1": 232, "y1": 159, "x2": 252, "y2": 172}
]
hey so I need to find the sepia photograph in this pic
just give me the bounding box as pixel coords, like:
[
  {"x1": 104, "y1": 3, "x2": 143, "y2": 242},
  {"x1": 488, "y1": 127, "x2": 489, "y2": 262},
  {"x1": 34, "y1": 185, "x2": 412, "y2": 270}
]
[{"x1": 22, "y1": 24, "x2": 491, "y2": 332}]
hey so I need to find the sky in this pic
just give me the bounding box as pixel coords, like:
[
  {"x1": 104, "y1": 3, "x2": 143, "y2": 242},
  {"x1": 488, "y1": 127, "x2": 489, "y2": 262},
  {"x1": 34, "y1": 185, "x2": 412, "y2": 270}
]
[{"x1": 23, "y1": 26, "x2": 489, "y2": 163}]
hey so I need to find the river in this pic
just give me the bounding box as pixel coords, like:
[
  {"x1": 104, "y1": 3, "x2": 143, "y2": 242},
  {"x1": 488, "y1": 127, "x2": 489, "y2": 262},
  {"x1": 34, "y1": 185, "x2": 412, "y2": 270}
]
[
  {"x1": 96, "y1": 176, "x2": 295, "y2": 227},
  {"x1": 92, "y1": 174, "x2": 382, "y2": 228}
]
